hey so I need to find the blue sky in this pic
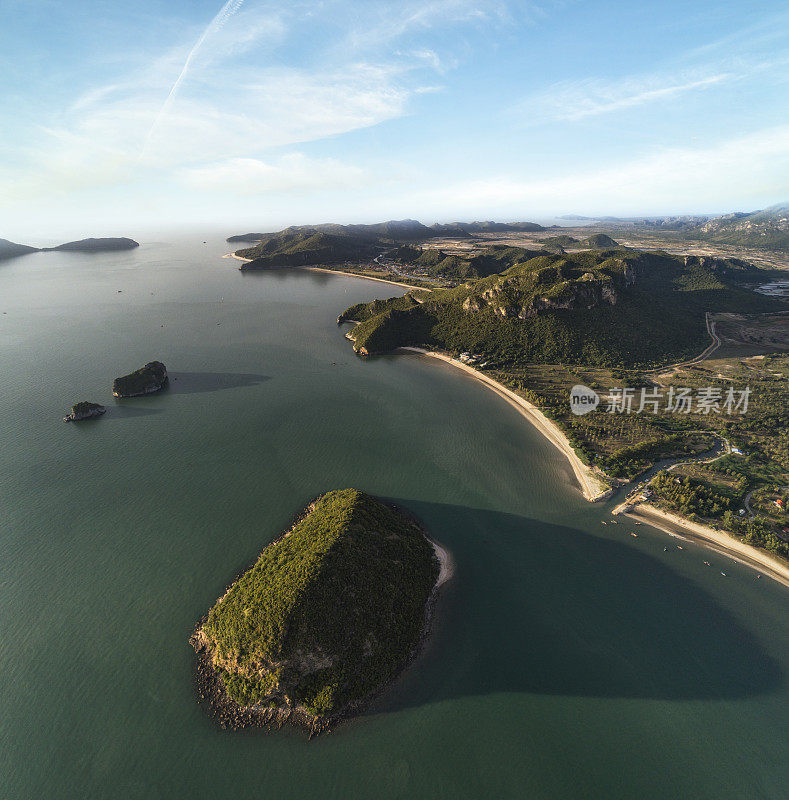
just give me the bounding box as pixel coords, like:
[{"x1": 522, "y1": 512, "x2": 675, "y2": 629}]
[{"x1": 1, "y1": 0, "x2": 788, "y2": 236}]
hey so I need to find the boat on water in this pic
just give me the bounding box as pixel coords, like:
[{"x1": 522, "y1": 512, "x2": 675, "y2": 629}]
[{"x1": 630, "y1": 533, "x2": 638, "y2": 538}]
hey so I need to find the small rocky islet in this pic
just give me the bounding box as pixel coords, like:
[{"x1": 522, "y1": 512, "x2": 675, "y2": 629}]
[
  {"x1": 63, "y1": 401, "x2": 106, "y2": 422},
  {"x1": 191, "y1": 489, "x2": 443, "y2": 735},
  {"x1": 112, "y1": 361, "x2": 168, "y2": 398},
  {"x1": 63, "y1": 361, "x2": 168, "y2": 421}
]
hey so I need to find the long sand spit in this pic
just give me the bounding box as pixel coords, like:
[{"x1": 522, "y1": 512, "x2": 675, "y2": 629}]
[{"x1": 224, "y1": 253, "x2": 427, "y2": 290}]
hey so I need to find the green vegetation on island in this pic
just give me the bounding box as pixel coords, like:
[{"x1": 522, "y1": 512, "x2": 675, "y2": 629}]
[
  {"x1": 112, "y1": 361, "x2": 168, "y2": 398},
  {"x1": 193, "y1": 489, "x2": 440, "y2": 728}
]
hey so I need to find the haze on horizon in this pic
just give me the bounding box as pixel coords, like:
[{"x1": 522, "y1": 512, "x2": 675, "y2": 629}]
[{"x1": 2, "y1": 0, "x2": 788, "y2": 239}]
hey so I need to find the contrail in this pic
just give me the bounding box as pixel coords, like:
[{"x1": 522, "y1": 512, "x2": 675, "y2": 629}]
[{"x1": 139, "y1": 0, "x2": 245, "y2": 161}]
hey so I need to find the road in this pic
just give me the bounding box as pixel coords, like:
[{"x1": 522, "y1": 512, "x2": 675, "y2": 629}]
[{"x1": 648, "y1": 312, "x2": 721, "y2": 382}]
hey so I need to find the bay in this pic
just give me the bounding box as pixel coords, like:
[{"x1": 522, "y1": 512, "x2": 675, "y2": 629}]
[{"x1": 0, "y1": 234, "x2": 786, "y2": 799}]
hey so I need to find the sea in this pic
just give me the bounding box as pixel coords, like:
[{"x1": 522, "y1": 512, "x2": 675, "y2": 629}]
[{"x1": 0, "y1": 234, "x2": 786, "y2": 799}]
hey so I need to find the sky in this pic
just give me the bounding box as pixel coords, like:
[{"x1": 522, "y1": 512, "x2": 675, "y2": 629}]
[{"x1": 1, "y1": 0, "x2": 788, "y2": 238}]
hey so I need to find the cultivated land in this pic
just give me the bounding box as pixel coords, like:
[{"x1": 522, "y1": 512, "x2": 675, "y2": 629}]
[{"x1": 227, "y1": 210, "x2": 789, "y2": 570}]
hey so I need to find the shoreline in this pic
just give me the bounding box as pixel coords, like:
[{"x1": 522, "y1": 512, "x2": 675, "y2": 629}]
[
  {"x1": 223, "y1": 252, "x2": 426, "y2": 291},
  {"x1": 305, "y1": 266, "x2": 425, "y2": 290},
  {"x1": 398, "y1": 347, "x2": 613, "y2": 502},
  {"x1": 616, "y1": 502, "x2": 789, "y2": 588}
]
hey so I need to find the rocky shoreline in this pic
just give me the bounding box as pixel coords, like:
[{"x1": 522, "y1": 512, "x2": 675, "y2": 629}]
[{"x1": 63, "y1": 402, "x2": 106, "y2": 422}]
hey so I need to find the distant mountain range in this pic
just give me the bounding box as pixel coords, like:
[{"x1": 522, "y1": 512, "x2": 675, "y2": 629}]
[
  {"x1": 230, "y1": 219, "x2": 548, "y2": 271},
  {"x1": 560, "y1": 204, "x2": 789, "y2": 250},
  {"x1": 698, "y1": 204, "x2": 789, "y2": 249},
  {"x1": 227, "y1": 218, "x2": 545, "y2": 244},
  {"x1": 0, "y1": 237, "x2": 139, "y2": 261}
]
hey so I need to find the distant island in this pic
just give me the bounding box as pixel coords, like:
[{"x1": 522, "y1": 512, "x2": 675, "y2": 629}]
[
  {"x1": 191, "y1": 489, "x2": 445, "y2": 733},
  {"x1": 0, "y1": 236, "x2": 139, "y2": 261},
  {"x1": 41, "y1": 237, "x2": 139, "y2": 253},
  {"x1": 63, "y1": 401, "x2": 106, "y2": 422},
  {"x1": 112, "y1": 361, "x2": 168, "y2": 398}
]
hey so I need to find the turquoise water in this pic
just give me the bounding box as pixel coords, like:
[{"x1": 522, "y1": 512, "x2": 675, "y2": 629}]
[{"x1": 0, "y1": 236, "x2": 786, "y2": 799}]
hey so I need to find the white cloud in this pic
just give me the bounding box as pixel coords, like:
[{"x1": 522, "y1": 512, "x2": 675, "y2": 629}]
[
  {"x1": 420, "y1": 125, "x2": 789, "y2": 214},
  {"x1": 180, "y1": 153, "x2": 367, "y2": 194},
  {"x1": 515, "y1": 47, "x2": 789, "y2": 124},
  {"x1": 5, "y1": 59, "x2": 411, "y2": 198},
  {"x1": 517, "y1": 71, "x2": 731, "y2": 123}
]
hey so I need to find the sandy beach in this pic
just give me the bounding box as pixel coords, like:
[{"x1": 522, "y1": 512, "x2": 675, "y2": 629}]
[
  {"x1": 618, "y1": 502, "x2": 789, "y2": 588},
  {"x1": 305, "y1": 266, "x2": 426, "y2": 290},
  {"x1": 223, "y1": 253, "x2": 426, "y2": 290},
  {"x1": 429, "y1": 539, "x2": 454, "y2": 588},
  {"x1": 399, "y1": 348, "x2": 612, "y2": 502}
]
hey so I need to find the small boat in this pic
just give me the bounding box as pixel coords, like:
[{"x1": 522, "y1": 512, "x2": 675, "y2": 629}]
[
  {"x1": 704, "y1": 561, "x2": 711, "y2": 566},
  {"x1": 635, "y1": 522, "x2": 641, "y2": 525},
  {"x1": 610, "y1": 520, "x2": 617, "y2": 524},
  {"x1": 601, "y1": 521, "x2": 607, "y2": 525},
  {"x1": 677, "y1": 546, "x2": 683, "y2": 550},
  {"x1": 663, "y1": 547, "x2": 668, "y2": 552},
  {"x1": 721, "y1": 572, "x2": 727, "y2": 576},
  {"x1": 757, "y1": 574, "x2": 761, "y2": 579},
  {"x1": 630, "y1": 533, "x2": 638, "y2": 538}
]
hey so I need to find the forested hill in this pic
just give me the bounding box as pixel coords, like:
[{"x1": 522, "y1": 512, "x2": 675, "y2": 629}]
[
  {"x1": 227, "y1": 218, "x2": 546, "y2": 245},
  {"x1": 228, "y1": 218, "x2": 546, "y2": 268},
  {"x1": 340, "y1": 249, "x2": 785, "y2": 369}
]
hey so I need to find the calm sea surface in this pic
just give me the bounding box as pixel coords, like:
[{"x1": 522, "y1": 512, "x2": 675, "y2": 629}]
[{"x1": 0, "y1": 235, "x2": 786, "y2": 799}]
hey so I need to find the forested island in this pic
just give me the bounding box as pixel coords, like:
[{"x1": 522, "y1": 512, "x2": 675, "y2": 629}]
[
  {"x1": 41, "y1": 237, "x2": 139, "y2": 252},
  {"x1": 191, "y1": 489, "x2": 442, "y2": 733}
]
